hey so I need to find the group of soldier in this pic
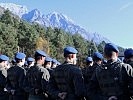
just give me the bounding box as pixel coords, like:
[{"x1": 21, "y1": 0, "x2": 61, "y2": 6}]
[{"x1": 0, "y1": 43, "x2": 133, "y2": 100}]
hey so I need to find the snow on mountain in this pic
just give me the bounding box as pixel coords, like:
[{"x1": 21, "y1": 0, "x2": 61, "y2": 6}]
[
  {"x1": 43, "y1": 12, "x2": 111, "y2": 43},
  {"x1": 22, "y1": 9, "x2": 42, "y2": 22},
  {"x1": 0, "y1": 3, "x2": 111, "y2": 44},
  {"x1": 0, "y1": 3, "x2": 28, "y2": 17},
  {"x1": 90, "y1": 32, "x2": 111, "y2": 44}
]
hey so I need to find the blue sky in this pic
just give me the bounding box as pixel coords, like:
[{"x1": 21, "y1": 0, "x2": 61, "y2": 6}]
[{"x1": 0, "y1": 0, "x2": 133, "y2": 48}]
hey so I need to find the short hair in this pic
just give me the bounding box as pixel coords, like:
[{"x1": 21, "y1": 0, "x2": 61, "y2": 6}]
[
  {"x1": 0, "y1": 59, "x2": 3, "y2": 63},
  {"x1": 86, "y1": 61, "x2": 93, "y2": 65},
  {"x1": 15, "y1": 58, "x2": 22, "y2": 63},
  {"x1": 27, "y1": 61, "x2": 32, "y2": 65},
  {"x1": 34, "y1": 53, "x2": 43, "y2": 61},
  {"x1": 93, "y1": 57, "x2": 102, "y2": 62},
  {"x1": 64, "y1": 53, "x2": 72, "y2": 58},
  {"x1": 44, "y1": 61, "x2": 51, "y2": 66},
  {"x1": 104, "y1": 49, "x2": 114, "y2": 58}
]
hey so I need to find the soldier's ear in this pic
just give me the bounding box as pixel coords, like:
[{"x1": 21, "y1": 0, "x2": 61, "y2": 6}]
[
  {"x1": 116, "y1": 52, "x2": 119, "y2": 57},
  {"x1": 71, "y1": 54, "x2": 74, "y2": 58}
]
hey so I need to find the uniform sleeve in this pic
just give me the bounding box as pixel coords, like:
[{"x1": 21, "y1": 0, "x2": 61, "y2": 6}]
[
  {"x1": 0, "y1": 70, "x2": 6, "y2": 88},
  {"x1": 72, "y1": 68, "x2": 86, "y2": 98},
  {"x1": 47, "y1": 72, "x2": 60, "y2": 99},
  {"x1": 18, "y1": 69, "x2": 26, "y2": 91},
  {"x1": 23, "y1": 69, "x2": 35, "y2": 94},
  {"x1": 41, "y1": 68, "x2": 50, "y2": 81},
  {"x1": 6, "y1": 69, "x2": 12, "y2": 91},
  {"x1": 87, "y1": 71, "x2": 101, "y2": 99},
  {"x1": 23, "y1": 72, "x2": 32, "y2": 93},
  {"x1": 122, "y1": 64, "x2": 133, "y2": 96}
]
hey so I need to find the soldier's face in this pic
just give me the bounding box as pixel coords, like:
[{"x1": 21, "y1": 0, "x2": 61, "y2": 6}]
[
  {"x1": 46, "y1": 62, "x2": 52, "y2": 68},
  {"x1": 42, "y1": 56, "x2": 45, "y2": 64},
  {"x1": 4, "y1": 61, "x2": 8, "y2": 67}
]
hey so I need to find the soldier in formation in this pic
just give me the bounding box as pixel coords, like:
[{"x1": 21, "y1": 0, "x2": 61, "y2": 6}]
[
  {"x1": 0, "y1": 43, "x2": 133, "y2": 100},
  {"x1": 23, "y1": 50, "x2": 50, "y2": 100},
  {"x1": 0, "y1": 55, "x2": 9, "y2": 100},
  {"x1": 88, "y1": 43, "x2": 133, "y2": 100},
  {"x1": 47, "y1": 46, "x2": 85, "y2": 100},
  {"x1": 6, "y1": 52, "x2": 27, "y2": 100}
]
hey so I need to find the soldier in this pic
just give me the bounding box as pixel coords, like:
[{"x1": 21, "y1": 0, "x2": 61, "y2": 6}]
[
  {"x1": 6, "y1": 52, "x2": 27, "y2": 100},
  {"x1": 44, "y1": 57, "x2": 53, "y2": 75},
  {"x1": 82, "y1": 57, "x2": 94, "y2": 81},
  {"x1": 82, "y1": 57, "x2": 93, "y2": 99},
  {"x1": 25, "y1": 57, "x2": 35, "y2": 71},
  {"x1": 88, "y1": 43, "x2": 133, "y2": 100},
  {"x1": 47, "y1": 46, "x2": 85, "y2": 100},
  {"x1": 92, "y1": 52, "x2": 103, "y2": 68},
  {"x1": 23, "y1": 50, "x2": 50, "y2": 100},
  {"x1": 51, "y1": 59, "x2": 57, "y2": 69},
  {"x1": 44, "y1": 57, "x2": 54, "y2": 100},
  {"x1": 124, "y1": 48, "x2": 133, "y2": 67},
  {"x1": 0, "y1": 55, "x2": 9, "y2": 100}
]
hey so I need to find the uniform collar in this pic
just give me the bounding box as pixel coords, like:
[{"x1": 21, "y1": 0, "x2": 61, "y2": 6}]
[
  {"x1": 63, "y1": 61, "x2": 73, "y2": 65},
  {"x1": 36, "y1": 63, "x2": 42, "y2": 66},
  {"x1": 107, "y1": 59, "x2": 118, "y2": 64},
  {"x1": 16, "y1": 63, "x2": 23, "y2": 67}
]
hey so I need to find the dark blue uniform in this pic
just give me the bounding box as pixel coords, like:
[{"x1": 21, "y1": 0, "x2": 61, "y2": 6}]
[
  {"x1": 0, "y1": 65, "x2": 8, "y2": 100},
  {"x1": 82, "y1": 65, "x2": 96, "y2": 85},
  {"x1": 6, "y1": 64, "x2": 27, "y2": 100},
  {"x1": 88, "y1": 60, "x2": 133, "y2": 100},
  {"x1": 48, "y1": 62, "x2": 85, "y2": 100},
  {"x1": 23, "y1": 63, "x2": 50, "y2": 100}
]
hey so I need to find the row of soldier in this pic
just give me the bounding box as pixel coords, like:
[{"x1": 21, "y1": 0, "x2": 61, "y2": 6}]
[{"x1": 0, "y1": 43, "x2": 133, "y2": 100}]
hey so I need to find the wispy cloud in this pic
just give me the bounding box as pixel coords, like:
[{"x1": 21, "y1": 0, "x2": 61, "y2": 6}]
[{"x1": 119, "y1": 2, "x2": 133, "y2": 11}]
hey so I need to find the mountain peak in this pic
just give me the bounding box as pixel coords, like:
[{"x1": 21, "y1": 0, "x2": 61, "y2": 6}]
[
  {"x1": 22, "y1": 9, "x2": 42, "y2": 22},
  {"x1": 0, "y1": 3, "x2": 111, "y2": 44},
  {"x1": 46, "y1": 12, "x2": 74, "y2": 23},
  {"x1": 0, "y1": 3, "x2": 28, "y2": 17}
]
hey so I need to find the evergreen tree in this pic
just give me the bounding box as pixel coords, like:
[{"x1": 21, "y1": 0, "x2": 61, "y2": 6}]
[
  {"x1": 0, "y1": 10, "x2": 14, "y2": 25},
  {"x1": 0, "y1": 22, "x2": 18, "y2": 58}
]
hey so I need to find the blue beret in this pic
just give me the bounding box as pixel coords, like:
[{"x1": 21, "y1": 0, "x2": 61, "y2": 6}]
[
  {"x1": 64, "y1": 46, "x2": 78, "y2": 54},
  {"x1": 0, "y1": 55, "x2": 9, "y2": 61},
  {"x1": 24, "y1": 61, "x2": 28, "y2": 65},
  {"x1": 15, "y1": 52, "x2": 26, "y2": 59},
  {"x1": 27, "y1": 57, "x2": 34, "y2": 62},
  {"x1": 45, "y1": 57, "x2": 52, "y2": 62},
  {"x1": 35, "y1": 50, "x2": 47, "y2": 57},
  {"x1": 57, "y1": 61, "x2": 61, "y2": 65},
  {"x1": 86, "y1": 57, "x2": 93, "y2": 62},
  {"x1": 124, "y1": 48, "x2": 133, "y2": 58},
  {"x1": 52, "y1": 59, "x2": 57, "y2": 64},
  {"x1": 104, "y1": 43, "x2": 119, "y2": 52},
  {"x1": 93, "y1": 52, "x2": 103, "y2": 59}
]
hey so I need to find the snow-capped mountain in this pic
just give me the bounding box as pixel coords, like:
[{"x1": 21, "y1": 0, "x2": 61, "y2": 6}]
[
  {"x1": 0, "y1": 3, "x2": 111, "y2": 44},
  {"x1": 0, "y1": 3, "x2": 28, "y2": 17},
  {"x1": 22, "y1": 9, "x2": 42, "y2": 22}
]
